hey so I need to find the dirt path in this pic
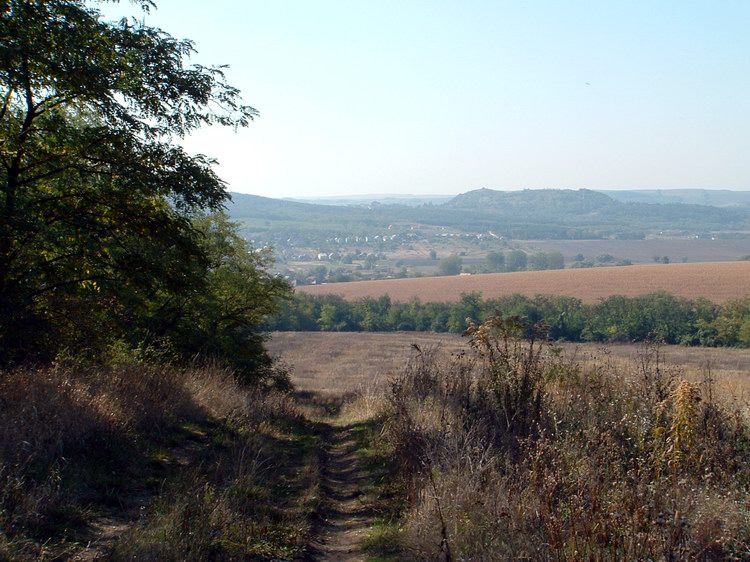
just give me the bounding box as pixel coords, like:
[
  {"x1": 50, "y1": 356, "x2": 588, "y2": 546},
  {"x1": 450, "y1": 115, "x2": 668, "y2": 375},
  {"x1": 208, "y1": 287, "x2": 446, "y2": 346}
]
[{"x1": 315, "y1": 424, "x2": 376, "y2": 562}]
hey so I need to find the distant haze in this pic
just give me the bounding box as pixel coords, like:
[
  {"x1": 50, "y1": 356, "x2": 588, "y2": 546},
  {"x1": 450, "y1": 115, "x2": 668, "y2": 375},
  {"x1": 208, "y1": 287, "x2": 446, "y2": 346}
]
[{"x1": 101, "y1": 1, "x2": 750, "y2": 198}]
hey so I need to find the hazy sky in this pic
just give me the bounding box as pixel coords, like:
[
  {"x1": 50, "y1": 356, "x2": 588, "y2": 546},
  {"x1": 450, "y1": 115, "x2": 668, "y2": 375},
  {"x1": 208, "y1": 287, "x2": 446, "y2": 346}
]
[{"x1": 101, "y1": 1, "x2": 750, "y2": 198}]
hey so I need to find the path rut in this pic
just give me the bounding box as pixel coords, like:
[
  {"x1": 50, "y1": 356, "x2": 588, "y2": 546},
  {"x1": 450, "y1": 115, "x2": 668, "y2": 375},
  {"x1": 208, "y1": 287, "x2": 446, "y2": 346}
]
[{"x1": 315, "y1": 425, "x2": 375, "y2": 562}]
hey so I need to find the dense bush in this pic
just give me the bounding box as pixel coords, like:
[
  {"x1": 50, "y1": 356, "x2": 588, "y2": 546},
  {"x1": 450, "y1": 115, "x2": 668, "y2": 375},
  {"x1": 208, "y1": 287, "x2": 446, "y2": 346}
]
[{"x1": 0, "y1": 1, "x2": 290, "y2": 381}]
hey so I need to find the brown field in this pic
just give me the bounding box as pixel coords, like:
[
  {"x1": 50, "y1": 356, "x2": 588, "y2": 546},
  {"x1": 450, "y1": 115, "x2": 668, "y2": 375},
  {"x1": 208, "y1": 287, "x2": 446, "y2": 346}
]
[
  {"x1": 268, "y1": 331, "x2": 750, "y2": 403},
  {"x1": 297, "y1": 261, "x2": 750, "y2": 303}
]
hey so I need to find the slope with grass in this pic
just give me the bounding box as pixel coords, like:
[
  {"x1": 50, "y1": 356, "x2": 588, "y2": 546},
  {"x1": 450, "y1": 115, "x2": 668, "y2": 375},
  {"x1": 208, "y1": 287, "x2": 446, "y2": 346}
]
[{"x1": 298, "y1": 261, "x2": 750, "y2": 304}]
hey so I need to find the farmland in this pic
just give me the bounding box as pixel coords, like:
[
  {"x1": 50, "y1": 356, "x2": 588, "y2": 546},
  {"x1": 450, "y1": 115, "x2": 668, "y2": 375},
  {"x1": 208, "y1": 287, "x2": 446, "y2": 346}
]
[
  {"x1": 226, "y1": 189, "x2": 750, "y2": 285},
  {"x1": 297, "y1": 261, "x2": 750, "y2": 304},
  {"x1": 268, "y1": 331, "x2": 750, "y2": 398}
]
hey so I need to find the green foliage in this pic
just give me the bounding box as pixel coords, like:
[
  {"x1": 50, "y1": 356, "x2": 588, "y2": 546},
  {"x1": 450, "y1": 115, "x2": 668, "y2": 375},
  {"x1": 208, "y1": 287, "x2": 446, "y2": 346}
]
[
  {"x1": 0, "y1": 1, "x2": 287, "y2": 381},
  {"x1": 169, "y1": 213, "x2": 291, "y2": 383},
  {"x1": 437, "y1": 254, "x2": 462, "y2": 276},
  {"x1": 505, "y1": 250, "x2": 528, "y2": 272},
  {"x1": 714, "y1": 296, "x2": 750, "y2": 346},
  {"x1": 269, "y1": 291, "x2": 750, "y2": 348},
  {"x1": 484, "y1": 251, "x2": 505, "y2": 271}
]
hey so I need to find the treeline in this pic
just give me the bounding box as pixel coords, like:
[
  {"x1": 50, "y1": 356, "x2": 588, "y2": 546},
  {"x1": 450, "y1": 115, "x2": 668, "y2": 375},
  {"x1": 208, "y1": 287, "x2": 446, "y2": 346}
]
[{"x1": 267, "y1": 292, "x2": 750, "y2": 346}]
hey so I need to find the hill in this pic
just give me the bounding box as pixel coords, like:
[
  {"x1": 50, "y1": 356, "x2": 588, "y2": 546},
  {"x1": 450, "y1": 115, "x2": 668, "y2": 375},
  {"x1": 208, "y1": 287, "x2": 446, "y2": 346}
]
[
  {"x1": 228, "y1": 188, "x2": 750, "y2": 242},
  {"x1": 296, "y1": 261, "x2": 750, "y2": 304},
  {"x1": 443, "y1": 188, "x2": 749, "y2": 234}
]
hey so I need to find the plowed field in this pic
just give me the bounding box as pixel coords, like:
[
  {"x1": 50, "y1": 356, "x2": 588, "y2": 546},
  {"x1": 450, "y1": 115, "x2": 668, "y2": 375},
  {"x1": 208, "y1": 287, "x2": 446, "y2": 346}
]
[{"x1": 297, "y1": 261, "x2": 750, "y2": 304}]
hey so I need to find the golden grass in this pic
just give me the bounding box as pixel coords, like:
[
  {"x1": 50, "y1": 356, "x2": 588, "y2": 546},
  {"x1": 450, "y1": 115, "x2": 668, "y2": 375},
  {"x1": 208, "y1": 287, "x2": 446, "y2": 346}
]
[
  {"x1": 297, "y1": 261, "x2": 750, "y2": 304},
  {"x1": 0, "y1": 361, "x2": 316, "y2": 561},
  {"x1": 378, "y1": 323, "x2": 750, "y2": 560}
]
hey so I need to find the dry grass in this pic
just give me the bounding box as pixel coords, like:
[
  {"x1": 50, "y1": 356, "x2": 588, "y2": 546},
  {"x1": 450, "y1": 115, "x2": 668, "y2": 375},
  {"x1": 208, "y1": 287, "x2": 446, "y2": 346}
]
[
  {"x1": 379, "y1": 320, "x2": 750, "y2": 561},
  {"x1": 268, "y1": 331, "x2": 750, "y2": 404},
  {"x1": 297, "y1": 261, "x2": 750, "y2": 304},
  {"x1": 267, "y1": 331, "x2": 465, "y2": 395},
  {"x1": 0, "y1": 360, "x2": 318, "y2": 561},
  {"x1": 267, "y1": 330, "x2": 750, "y2": 561}
]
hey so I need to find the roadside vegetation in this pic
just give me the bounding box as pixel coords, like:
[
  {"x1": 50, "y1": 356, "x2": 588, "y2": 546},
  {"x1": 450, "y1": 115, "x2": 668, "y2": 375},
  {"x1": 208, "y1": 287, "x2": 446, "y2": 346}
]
[
  {"x1": 360, "y1": 317, "x2": 750, "y2": 560},
  {"x1": 0, "y1": 359, "x2": 321, "y2": 560}
]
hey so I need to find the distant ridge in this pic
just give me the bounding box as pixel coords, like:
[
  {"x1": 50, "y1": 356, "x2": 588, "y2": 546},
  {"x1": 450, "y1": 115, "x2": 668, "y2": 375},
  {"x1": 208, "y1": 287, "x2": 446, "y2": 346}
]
[
  {"x1": 226, "y1": 188, "x2": 750, "y2": 240},
  {"x1": 284, "y1": 194, "x2": 455, "y2": 207},
  {"x1": 601, "y1": 189, "x2": 750, "y2": 207},
  {"x1": 446, "y1": 188, "x2": 614, "y2": 215}
]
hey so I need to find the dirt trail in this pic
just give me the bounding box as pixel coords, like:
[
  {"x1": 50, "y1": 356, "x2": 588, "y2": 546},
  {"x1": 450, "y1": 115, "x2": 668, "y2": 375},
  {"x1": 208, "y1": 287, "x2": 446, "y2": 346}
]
[{"x1": 315, "y1": 424, "x2": 376, "y2": 562}]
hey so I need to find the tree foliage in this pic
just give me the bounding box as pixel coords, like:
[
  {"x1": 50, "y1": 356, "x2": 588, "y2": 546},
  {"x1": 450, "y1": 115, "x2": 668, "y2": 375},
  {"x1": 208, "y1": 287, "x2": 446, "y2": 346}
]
[
  {"x1": 438, "y1": 254, "x2": 462, "y2": 276},
  {"x1": 0, "y1": 1, "x2": 288, "y2": 379},
  {"x1": 268, "y1": 291, "x2": 750, "y2": 348}
]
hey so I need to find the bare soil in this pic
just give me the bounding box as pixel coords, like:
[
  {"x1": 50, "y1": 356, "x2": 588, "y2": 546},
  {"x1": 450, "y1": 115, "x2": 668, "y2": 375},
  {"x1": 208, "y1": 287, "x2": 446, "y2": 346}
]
[
  {"x1": 297, "y1": 261, "x2": 750, "y2": 304},
  {"x1": 313, "y1": 424, "x2": 375, "y2": 562}
]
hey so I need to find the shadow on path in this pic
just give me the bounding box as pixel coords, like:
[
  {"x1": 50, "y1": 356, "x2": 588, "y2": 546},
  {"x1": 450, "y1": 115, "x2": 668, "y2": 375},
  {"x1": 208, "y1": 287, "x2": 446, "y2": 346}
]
[{"x1": 312, "y1": 424, "x2": 376, "y2": 562}]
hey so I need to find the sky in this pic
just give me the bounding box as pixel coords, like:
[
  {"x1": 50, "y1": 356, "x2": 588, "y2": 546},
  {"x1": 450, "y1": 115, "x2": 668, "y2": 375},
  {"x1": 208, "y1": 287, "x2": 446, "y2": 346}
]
[{"x1": 99, "y1": 1, "x2": 750, "y2": 198}]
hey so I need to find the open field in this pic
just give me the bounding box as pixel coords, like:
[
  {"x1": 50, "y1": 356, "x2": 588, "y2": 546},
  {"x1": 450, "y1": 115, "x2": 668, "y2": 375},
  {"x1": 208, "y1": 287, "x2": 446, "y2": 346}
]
[
  {"x1": 268, "y1": 331, "x2": 750, "y2": 402},
  {"x1": 268, "y1": 331, "x2": 465, "y2": 394},
  {"x1": 297, "y1": 261, "x2": 750, "y2": 303}
]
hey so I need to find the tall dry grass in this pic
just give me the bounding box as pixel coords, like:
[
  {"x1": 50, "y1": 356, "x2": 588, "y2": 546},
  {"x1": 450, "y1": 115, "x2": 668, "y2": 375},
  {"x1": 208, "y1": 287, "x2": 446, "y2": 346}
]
[
  {"x1": 0, "y1": 362, "x2": 199, "y2": 548},
  {"x1": 0, "y1": 358, "x2": 312, "y2": 560},
  {"x1": 382, "y1": 318, "x2": 750, "y2": 561}
]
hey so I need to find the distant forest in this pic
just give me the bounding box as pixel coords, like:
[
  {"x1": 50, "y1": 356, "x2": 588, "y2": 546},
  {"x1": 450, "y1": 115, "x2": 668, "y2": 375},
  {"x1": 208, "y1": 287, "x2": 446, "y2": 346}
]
[{"x1": 267, "y1": 292, "x2": 750, "y2": 348}]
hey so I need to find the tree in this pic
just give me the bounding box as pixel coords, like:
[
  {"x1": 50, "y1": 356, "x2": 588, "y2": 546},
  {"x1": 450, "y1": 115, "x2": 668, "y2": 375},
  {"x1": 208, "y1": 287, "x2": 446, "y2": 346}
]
[
  {"x1": 714, "y1": 297, "x2": 750, "y2": 346},
  {"x1": 506, "y1": 250, "x2": 528, "y2": 272},
  {"x1": 171, "y1": 212, "x2": 291, "y2": 382},
  {"x1": 438, "y1": 254, "x2": 462, "y2": 276},
  {"x1": 547, "y1": 251, "x2": 565, "y2": 269},
  {"x1": 0, "y1": 1, "x2": 257, "y2": 366},
  {"x1": 528, "y1": 252, "x2": 549, "y2": 271},
  {"x1": 485, "y1": 251, "x2": 505, "y2": 271}
]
